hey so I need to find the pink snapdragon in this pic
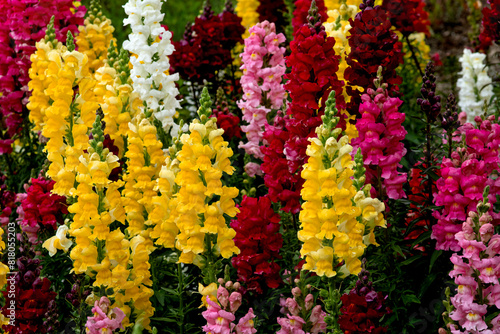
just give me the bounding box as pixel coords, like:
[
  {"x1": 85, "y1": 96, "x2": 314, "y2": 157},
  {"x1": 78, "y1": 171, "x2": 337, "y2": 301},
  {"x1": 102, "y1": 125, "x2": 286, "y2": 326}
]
[
  {"x1": 447, "y1": 190, "x2": 500, "y2": 333},
  {"x1": 202, "y1": 280, "x2": 257, "y2": 334},
  {"x1": 277, "y1": 280, "x2": 327, "y2": 334},
  {"x1": 85, "y1": 297, "x2": 126, "y2": 334},
  {"x1": 352, "y1": 86, "x2": 407, "y2": 200},
  {"x1": 432, "y1": 116, "x2": 500, "y2": 251},
  {"x1": 238, "y1": 20, "x2": 286, "y2": 176}
]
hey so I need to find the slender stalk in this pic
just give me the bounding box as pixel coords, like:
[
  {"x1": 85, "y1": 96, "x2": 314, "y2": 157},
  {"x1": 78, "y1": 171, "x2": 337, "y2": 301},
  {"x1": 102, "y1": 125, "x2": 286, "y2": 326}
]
[
  {"x1": 405, "y1": 34, "x2": 424, "y2": 78},
  {"x1": 177, "y1": 262, "x2": 184, "y2": 334},
  {"x1": 191, "y1": 81, "x2": 199, "y2": 110}
]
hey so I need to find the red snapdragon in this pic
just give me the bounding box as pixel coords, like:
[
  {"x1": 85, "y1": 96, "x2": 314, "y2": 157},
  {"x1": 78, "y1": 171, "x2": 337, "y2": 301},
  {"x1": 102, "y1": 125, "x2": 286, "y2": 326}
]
[
  {"x1": 344, "y1": 0, "x2": 403, "y2": 115},
  {"x1": 478, "y1": 0, "x2": 500, "y2": 51},
  {"x1": 292, "y1": 0, "x2": 328, "y2": 35},
  {"x1": 381, "y1": 0, "x2": 430, "y2": 36},
  {"x1": 261, "y1": 2, "x2": 344, "y2": 213},
  {"x1": 231, "y1": 196, "x2": 283, "y2": 293},
  {"x1": 171, "y1": 3, "x2": 244, "y2": 84}
]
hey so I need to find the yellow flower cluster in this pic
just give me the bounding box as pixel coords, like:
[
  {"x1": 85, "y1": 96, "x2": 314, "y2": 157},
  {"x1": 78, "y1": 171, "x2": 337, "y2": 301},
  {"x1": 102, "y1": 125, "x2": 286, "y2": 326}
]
[
  {"x1": 236, "y1": 0, "x2": 260, "y2": 39},
  {"x1": 151, "y1": 88, "x2": 240, "y2": 265},
  {"x1": 324, "y1": 1, "x2": 361, "y2": 140},
  {"x1": 174, "y1": 118, "x2": 240, "y2": 264},
  {"x1": 324, "y1": 0, "x2": 362, "y2": 12},
  {"x1": 401, "y1": 32, "x2": 431, "y2": 77},
  {"x1": 298, "y1": 92, "x2": 385, "y2": 277},
  {"x1": 76, "y1": 0, "x2": 115, "y2": 73},
  {"x1": 27, "y1": 24, "x2": 65, "y2": 131}
]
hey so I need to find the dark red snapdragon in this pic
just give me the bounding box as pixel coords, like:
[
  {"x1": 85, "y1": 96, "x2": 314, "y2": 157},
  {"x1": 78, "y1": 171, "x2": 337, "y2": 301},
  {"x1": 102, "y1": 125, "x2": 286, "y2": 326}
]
[
  {"x1": 478, "y1": 0, "x2": 500, "y2": 51},
  {"x1": 170, "y1": 2, "x2": 244, "y2": 84},
  {"x1": 381, "y1": 0, "x2": 430, "y2": 36},
  {"x1": 292, "y1": 0, "x2": 328, "y2": 35},
  {"x1": 339, "y1": 267, "x2": 390, "y2": 334},
  {"x1": 344, "y1": 0, "x2": 403, "y2": 115},
  {"x1": 231, "y1": 195, "x2": 283, "y2": 294}
]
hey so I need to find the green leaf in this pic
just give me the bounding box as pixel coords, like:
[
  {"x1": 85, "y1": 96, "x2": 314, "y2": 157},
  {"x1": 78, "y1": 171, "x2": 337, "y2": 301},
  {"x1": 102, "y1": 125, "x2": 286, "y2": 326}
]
[
  {"x1": 402, "y1": 293, "x2": 421, "y2": 305},
  {"x1": 400, "y1": 254, "x2": 423, "y2": 266},
  {"x1": 429, "y1": 250, "x2": 442, "y2": 273}
]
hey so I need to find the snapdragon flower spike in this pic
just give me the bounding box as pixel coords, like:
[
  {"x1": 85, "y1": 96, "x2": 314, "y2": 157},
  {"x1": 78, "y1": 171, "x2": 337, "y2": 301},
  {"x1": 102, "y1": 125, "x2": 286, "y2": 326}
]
[
  {"x1": 292, "y1": 0, "x2": 328, "y2": 35},
  {"x1": 76, "y1": 0, "x2": 116, "y2": 73},
  {"x1": 0, "y1": 0, "x2": 84, "y2": 154},
  {"x1": 351, "y1": 79, "x2": 407, "y2": 200},
  {"x1": 456, "y1": 49, "x2": 496, "y2": 123},
  {"x1": 381, "y1": 0, "x2": 430, "y2": 37},
  {"x1": 238, "y1": 20, "x2": 286, "y2": 172},
  {"x1": 344, "y1": 0, "x2": 403, "y2": 116},
  {"x1": 174, "y1": 87, "x2": 240, "y2": 264},
  {"x1": 479, "y1": 0, "x2": 500, "y2": 51},
  {"x1": 201, "y1": 280, "x2": 257, "y2": 334},
  {"x1": 299, "y1": 91, "x2": 385, "y2": 277},
  {"x1": 236, "y1": 0, "x2": 260, "y2": 38},
  {"x1": 230, "y1": 195, "x2": 283, "y2": 293},
  {"x1": 339, "y1": 266, "x2": 390, "y2": 334},
  {"x1": 171, "y1": 3, "x2": 244, "y2": 84},
  {"x1": 123, "y1": 0, "x2": 181, "y2": 136},
  {"x1": 417, "y1": 61, "x2": 441, "y2": 123},
  {"x1": 20, "y1": 176, "x2": 68, "y2": 244},
  {"x1": 432, "y1": 117, "x2": 500, "y2": 251},
  {"x1": 257, "y1": 0, "x2": 288, "y2": 34},
  {"x1": 446, "y1": 187, "x2": 500, "y2": 333},
  {"x1": 261, "y1": 0, "x2": 344, "y2": 214},
  {"x1": 277, "y1": 280, "x2": 327, "y2": 334}
]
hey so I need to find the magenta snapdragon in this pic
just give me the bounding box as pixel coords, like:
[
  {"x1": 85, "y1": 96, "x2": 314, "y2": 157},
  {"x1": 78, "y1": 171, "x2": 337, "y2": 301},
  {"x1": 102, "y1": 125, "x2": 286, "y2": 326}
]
[
  {"x1": 352, "y1": 86, "x2": 407, "y2": 200},
  {"x1": 238, "y1": 20, "x2": 286, "y2": 176},
  {"x1": 432, "y1": 116, "x2": 500, "y2": 251},
  {"x1": 0, "y1": 0, "x2": 84, "y2": 154}
]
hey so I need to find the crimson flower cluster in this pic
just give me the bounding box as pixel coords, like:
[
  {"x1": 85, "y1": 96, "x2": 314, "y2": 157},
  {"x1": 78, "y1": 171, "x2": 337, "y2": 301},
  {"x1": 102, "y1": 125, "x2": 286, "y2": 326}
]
[
  {"x1": 432, "y1": 116, "x2": 500, "y2": 251},
  {"x1": 291, "y1": 0, "x2": 327, "y2": 36},
  {"x1": 0, "y1": 0, "x2": 84, "y2": 154},
  {"x1": 261, "y1": 3, "x2": 343, "y2": 213},
  {"x1": 0, "y1": 176, "x2": 16, "y2": 225},
  {"x1": 211, "y1": 95, "x2": 242, "y2": 141},
  {"x1": 479, "y1": 0, "x2": 500, "y2": 51},
  {"x1": 21, "y1": 176, "x2": 68, "y2": 237},
  {"x1": 404, "y1": 161, "x2": 440, "y2": 252},
  {"x1": 2, "y1": 252, "x2": 57, "y2": 334},
  {"x1": 381, "y1": 0, "x2": 430, "y2": 36},
  {"x1": 231, "y1": 196, "x2": 283, "y2": 294},
  {"x1": 170, "y1": 3, "x2": 244, "y2": 84},
  {"x1": 257, "y1": 0, "x2": 288, "y2": 34},
  {"x1": 339, "y1": 268, "x2": 390, "y2": 334},
  {"x1": 345, "y1": 0, "x2": 403, "y2": 115}
]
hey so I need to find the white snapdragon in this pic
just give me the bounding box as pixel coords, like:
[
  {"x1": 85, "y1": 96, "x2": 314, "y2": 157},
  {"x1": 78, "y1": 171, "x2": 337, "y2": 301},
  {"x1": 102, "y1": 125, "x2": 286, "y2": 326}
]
[
  {"x1": 123, "y1": 0, "x2": 181, "y2": 136},
  {"x1": 457, "y1": 49, "x2": 495, "y2": 123}
]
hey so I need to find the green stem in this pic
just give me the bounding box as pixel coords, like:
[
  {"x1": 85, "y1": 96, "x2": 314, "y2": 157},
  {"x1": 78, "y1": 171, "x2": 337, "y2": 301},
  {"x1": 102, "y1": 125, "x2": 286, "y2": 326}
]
[
  {"x1": 177, "y1": 262, "x2": 184, "y2": 334},
  {"x1": 405, "y1": 34, "x2": 424, "y2": 78}
]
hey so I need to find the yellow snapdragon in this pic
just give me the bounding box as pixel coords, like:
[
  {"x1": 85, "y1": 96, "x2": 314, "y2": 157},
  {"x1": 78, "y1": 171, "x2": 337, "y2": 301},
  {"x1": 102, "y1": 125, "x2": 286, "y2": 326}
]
[
  {"x1": 76, "y1": 0, "x2": 115, "y2": 73},
  {"x1": 172, "y1": 88, "x2": 240, "y2": 265},
  {"x1": 324, "y1": 1, "x2": 360, "y2": 140},
  {"x1": 236, "y1": 0, "x2": 260, "y2": 39},
  {"x1": 298, "y1": 92, "x2": 385, "y2": 277}
]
